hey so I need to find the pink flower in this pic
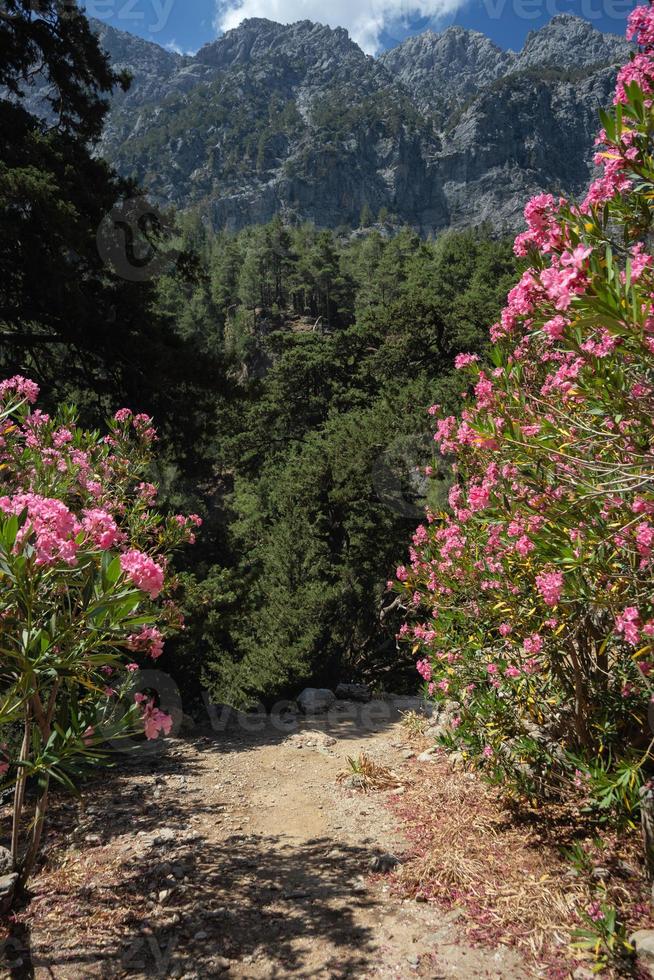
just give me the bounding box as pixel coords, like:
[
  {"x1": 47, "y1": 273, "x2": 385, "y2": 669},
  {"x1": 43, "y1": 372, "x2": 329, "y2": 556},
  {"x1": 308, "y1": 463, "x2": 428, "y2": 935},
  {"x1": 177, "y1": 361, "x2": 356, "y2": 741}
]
[
  {"x1": 536, "y1": 570, "x2": 564, "y2": 608},
  {"x1": 82, "y1": 508, "x2": 121, "y2": 550},
  {"x1": 454, "y1": 353, "x2": 479, "y2": 369},
  {"x1": 523, "y1": 634, "x2": 543, "y2": 655},
  {"x1": 468, "y1": 484, "x2": 490, "y2": 512},
  {"x1": 138, "y1": 482, "x2": 158, "y2": 503},
  {"x1": 482, "y1": 745, "x2": 494, "y2": 759},
  {"x1": 0, "y1": 375, "x2": 39, "y2": 404},
  {"x1": 542, "y1": 315, "x2": 567, "y2": 342},
  {"x1": 627, "y1": 2, "x2": 654, "y2": 47},
  {"x1": 0, "y1": 492, "x2": 80, "y2": 565},
  {"x1": 120, "y1": 550, "x2": 164, "y2": 599},
  {"x1": 126, "y1": 626, "x2": 164, "y2": 660},
  {"x1": 498, "y1": 623, "x2": 512, "y2": 637},
  {"x1": 615, "y1": 606, "x2": 641, "y2": 647},
  {"x1": 586, "y1": 902, "x2": 604, "y2": 923},
  {"x1": 505, "y1": 666, "x2": 521, "y2": 679},
  {"x1": 137, "y1": 696, "x2": 173, "y2": 740},
  {"x1": 114, "y1": 408, "x2": 132, "y2": 423}
]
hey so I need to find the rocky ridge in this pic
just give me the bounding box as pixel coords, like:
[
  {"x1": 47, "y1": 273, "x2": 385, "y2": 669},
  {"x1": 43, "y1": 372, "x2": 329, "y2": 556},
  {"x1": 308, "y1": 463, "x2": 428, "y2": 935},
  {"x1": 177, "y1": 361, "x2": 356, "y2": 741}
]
[{"x1": 75, "y1": 15, "x2": 634, "y2": 232}]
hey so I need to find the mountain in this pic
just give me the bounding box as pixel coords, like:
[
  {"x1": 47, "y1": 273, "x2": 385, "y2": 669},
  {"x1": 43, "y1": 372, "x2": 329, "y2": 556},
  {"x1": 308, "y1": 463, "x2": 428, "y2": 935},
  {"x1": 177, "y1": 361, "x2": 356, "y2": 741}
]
[{"x1": 84, "y1": 14, "x2": 630, "y2": 234}]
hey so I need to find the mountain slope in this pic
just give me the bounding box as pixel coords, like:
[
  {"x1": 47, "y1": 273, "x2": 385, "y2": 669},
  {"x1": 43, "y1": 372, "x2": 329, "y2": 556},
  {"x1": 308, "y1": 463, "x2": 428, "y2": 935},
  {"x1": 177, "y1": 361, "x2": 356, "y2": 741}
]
[{"x1": 86, "y1": 14, "x2": 631, "y2": 233}]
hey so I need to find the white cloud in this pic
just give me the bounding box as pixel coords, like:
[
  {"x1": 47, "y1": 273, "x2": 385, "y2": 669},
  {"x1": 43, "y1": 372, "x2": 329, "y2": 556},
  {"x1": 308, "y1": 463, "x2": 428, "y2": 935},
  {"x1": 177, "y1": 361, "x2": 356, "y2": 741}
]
[
  {"x1": 214, "y1": 0, "x2": 467, "y2": 55},
  {"x1": 163, "y1": 39, "x2": 197, "y2": 55}
]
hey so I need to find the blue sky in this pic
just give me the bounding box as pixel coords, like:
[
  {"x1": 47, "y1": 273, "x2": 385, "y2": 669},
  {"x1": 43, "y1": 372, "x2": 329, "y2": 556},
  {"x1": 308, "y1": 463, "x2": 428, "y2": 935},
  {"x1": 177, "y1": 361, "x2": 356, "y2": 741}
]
[{"x1": 84, "y1": 0, "x2": 638, "y2": 55}]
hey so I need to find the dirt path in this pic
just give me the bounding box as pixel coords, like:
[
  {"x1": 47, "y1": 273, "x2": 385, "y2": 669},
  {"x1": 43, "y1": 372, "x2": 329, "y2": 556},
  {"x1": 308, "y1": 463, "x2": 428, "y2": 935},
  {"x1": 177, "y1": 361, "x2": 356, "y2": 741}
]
[{"x1": 4, "y1": 697, "x2": 535, "y2": 979}]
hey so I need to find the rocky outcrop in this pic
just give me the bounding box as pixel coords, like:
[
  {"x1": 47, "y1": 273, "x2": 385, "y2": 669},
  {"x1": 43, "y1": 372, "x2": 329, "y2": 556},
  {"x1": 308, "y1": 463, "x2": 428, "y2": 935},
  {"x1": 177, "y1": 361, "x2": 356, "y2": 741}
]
[
  {"x1": 378, "y1": 26, "x2": 514, "y2": 111},
  {"x1": 79, "y1": 14, "x2": 632, "y2": 234}
]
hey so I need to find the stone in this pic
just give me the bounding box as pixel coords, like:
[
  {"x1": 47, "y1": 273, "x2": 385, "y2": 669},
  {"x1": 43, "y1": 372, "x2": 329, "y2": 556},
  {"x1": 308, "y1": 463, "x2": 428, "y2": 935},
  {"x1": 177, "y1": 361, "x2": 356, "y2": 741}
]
[
  {"x1": 335, "y1": 683, "x2": 372, "y2": 702},
  {"x1": 296, "y1": 688, "x2": 336, "y2": 714},
  {"x1": 369, "y1": 853, "x2": 400, "y2": 873},
  {"x1": 0, "y1": 873, "x2": 18, "y2": 914},
  {"x1": 417, "y1": 748, "x2": 439, "y2": 763},
  {"x1": 343, "y1": 774, "x2": 366, "y2": 790},
  {"x1": 630, "y1": 929, "x2": 654, "y2": 965},
  {"x1": 0, "y1": 846, "x2": 13, "y2": 875},
  {"x1": 285, "y1": 731, "x2": 336, "y2": 750},
  {"x1": 152, "y1": 828, "x2": 177, "y2": 844}
]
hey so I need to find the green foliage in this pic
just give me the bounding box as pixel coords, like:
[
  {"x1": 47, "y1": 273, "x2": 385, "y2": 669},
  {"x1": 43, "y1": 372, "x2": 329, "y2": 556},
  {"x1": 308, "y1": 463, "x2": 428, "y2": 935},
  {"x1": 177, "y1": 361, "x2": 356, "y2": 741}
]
[
  {"x1": 571, "y1": 899, "x2": 634, "y2": 973},
  {"x1": 0, "y1": 4, "x2": 516, "y2": 708},
  {"x1": 166, "y1": 218, "x2": 515, "y2": 706}
]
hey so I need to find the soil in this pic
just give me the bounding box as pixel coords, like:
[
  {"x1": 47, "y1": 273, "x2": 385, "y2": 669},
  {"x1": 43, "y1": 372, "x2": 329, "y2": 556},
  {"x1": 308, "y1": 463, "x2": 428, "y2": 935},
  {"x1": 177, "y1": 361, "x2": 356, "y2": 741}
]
[{"x1": 1, "y1": 697, "x2": 549, "y2": 978}]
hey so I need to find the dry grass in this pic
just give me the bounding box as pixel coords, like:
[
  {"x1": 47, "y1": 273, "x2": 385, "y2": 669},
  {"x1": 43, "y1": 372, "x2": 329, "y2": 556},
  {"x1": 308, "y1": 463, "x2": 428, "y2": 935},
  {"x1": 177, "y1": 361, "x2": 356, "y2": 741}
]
[
  {"x1": 337, "y1": 753, "x2": 403, "y2": 792},
  {"x1": 389, "y1": 751, "x2": 653, "y2": 971},
  {"x1": 399, "y1": 710, "x2": 429, "y2": 738}
]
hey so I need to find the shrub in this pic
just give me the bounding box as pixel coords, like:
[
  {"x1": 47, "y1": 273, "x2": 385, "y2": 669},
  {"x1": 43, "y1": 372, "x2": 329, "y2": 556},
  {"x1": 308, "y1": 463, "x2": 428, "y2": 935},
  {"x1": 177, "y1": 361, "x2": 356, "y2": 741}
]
[
  {"x1": 396, "y1": 6, "x2": 654, "y2": 825},
  {"x1": 0, "y1": 378, "x2": 199, "y2": 890}
]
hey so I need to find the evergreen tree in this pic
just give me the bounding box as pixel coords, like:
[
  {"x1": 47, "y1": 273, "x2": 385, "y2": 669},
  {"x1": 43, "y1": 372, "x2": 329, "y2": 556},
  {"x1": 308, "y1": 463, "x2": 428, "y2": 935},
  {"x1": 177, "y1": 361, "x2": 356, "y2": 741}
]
[{"x1": 0, "y1": 1, "x2": 169, "y2": 407}]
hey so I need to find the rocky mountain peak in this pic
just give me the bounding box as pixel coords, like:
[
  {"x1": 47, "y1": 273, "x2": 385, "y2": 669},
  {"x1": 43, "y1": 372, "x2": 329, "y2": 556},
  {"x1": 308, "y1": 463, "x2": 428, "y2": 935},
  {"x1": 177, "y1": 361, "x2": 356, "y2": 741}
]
[
  {"x1": 88, "y1": 17, "x2": 181, "y2": 75},
  {"x1": 195, "y1": 17, "x2": 364, "y2": 71},
  {"x1": 379, "y1": 24, "x2": 514, "y2": 107},
  {"x1": 515, "y1": 13, "x2": 631, "y2": 71}
]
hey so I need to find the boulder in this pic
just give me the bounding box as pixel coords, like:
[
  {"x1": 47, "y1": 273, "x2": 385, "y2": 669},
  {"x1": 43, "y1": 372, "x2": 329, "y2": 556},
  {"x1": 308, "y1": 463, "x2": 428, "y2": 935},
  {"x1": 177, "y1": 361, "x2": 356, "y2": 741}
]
[
  {"x1": 335, "y1": 683, "x2": 372, "y2": 702},
  {"x1": 296, "y1": 688, "x2": 336, "y2": 714},
  {"x1": 0, "y1": 873, "x2": 18, "y2": 914},
  {"x1": 0, "y1": 846, "x2": 13, "y2": 875},
  {"x1": 630, "y1": 929, "x2": 654, "y2": 966},
  {"x1": 369, "y1": 853, "x2": 400, "y2": 873}
]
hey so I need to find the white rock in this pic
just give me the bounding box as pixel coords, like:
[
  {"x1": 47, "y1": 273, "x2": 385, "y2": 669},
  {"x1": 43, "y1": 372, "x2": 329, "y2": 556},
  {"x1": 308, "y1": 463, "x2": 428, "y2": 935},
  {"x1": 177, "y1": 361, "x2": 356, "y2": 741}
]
[
  {"x1": 630, "y1": 929, "x2": 654, "y2": 963},
  {"x1": 0, "y1": 873, "x2": 17, "y2": 914}
]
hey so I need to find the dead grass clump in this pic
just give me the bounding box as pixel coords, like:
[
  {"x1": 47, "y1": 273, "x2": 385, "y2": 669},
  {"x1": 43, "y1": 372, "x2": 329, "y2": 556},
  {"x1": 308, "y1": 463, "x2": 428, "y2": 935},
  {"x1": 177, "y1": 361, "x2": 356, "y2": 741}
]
[
  {"x1": 400, "y1": 710, "x2": 429, "y2": 738},
  {"x1": 338, "y1": 753, "x2": 402, "y2": 792}
]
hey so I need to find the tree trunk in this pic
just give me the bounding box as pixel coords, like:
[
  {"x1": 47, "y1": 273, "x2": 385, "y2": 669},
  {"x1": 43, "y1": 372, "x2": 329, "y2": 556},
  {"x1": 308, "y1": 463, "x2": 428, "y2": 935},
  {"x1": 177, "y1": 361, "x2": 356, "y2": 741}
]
[
  {"x1": 11, "y1": 709, "x2": 31, "y2": 867},
  {"x1": 17, "y1": 779, "x2": 49, "y2": 890}
]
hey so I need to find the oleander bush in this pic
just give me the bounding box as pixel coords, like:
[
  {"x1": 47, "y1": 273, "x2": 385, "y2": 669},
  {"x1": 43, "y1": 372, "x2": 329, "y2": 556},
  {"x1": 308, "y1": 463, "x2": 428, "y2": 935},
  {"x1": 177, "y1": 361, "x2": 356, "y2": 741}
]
[
  {"x1": 0, "y1": 377, "x2": 200, "y2": 889},
  {"x1": 396, "y1": 4, "x2": 654, "y2": 825}
]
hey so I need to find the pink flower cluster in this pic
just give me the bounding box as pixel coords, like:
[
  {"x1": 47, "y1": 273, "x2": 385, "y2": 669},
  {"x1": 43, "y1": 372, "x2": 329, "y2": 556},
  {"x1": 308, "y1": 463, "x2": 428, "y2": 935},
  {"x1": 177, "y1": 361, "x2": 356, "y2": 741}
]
[
  {"x1": 135, "y1": 694, "x2": 173, "y2": 740},
  {"x1": 535, "y1": 570, "x2": 564, "y2": 608},
  {"x1": 0, "y1": 492, "x2": 80, "y2": 565},
  {"x1": 82, "y1": 509, "x2": 122, "y2": 550},
  {"x1": 120, "y1": 550, "x2": 165, "y2": 599},
  {"x1": 126, "y1": 625, "x2": 165, "y2": 660},
  {"x1": 0, "y1": 375, "x2": 39, "y2": 405}
]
